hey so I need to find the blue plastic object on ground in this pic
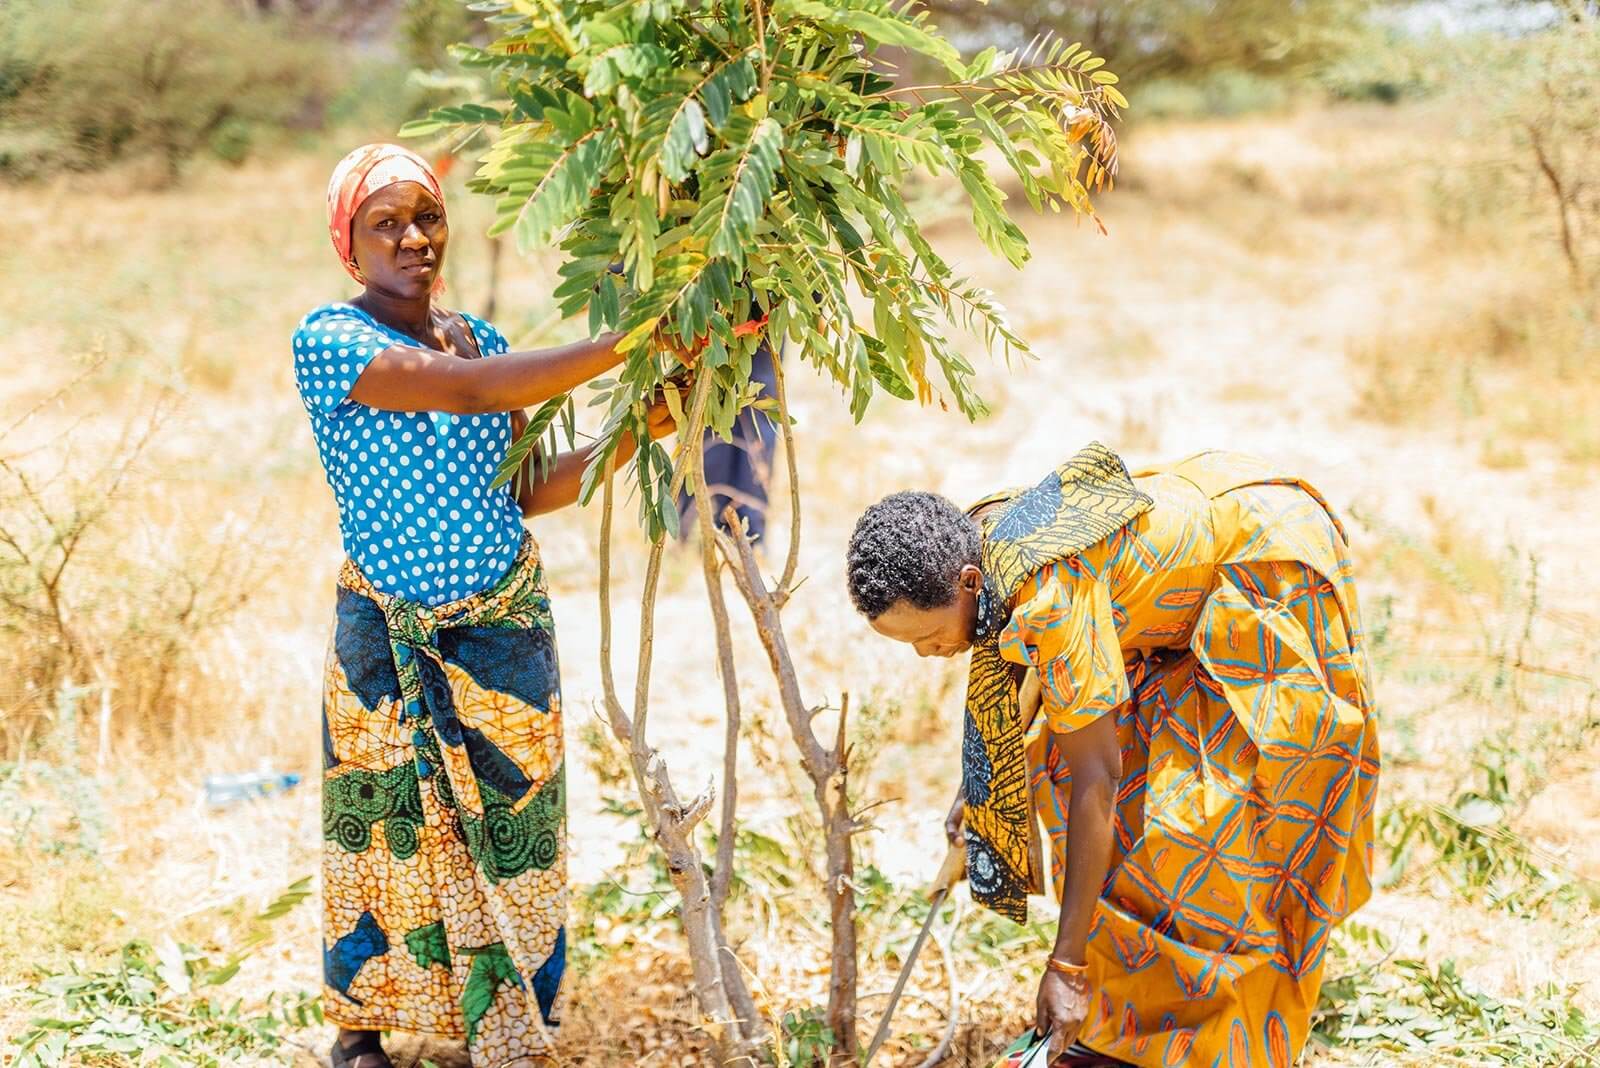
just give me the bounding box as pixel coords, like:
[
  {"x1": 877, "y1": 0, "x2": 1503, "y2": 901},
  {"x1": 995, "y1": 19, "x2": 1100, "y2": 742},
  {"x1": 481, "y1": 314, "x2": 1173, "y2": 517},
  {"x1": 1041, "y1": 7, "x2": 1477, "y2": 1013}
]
[{"x1": 204, "y1": 771, "x2": 302, "y2": 807}]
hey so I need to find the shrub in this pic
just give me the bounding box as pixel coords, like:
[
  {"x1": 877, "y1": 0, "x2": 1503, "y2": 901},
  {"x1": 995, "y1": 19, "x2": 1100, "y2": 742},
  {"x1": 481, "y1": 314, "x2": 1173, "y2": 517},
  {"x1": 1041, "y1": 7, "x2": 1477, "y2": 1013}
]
[
  {"x1": 0, "y1": 0, "x2": 332, "y2": 182},
  {"x1": 1134, "y1": 69, "x2": 1292, "y2": 120},
  {"x1": 0, "y1": 396, "x2": 269, "y2": 759},
  {"x1": 915, "y1": 0, "x2": 1377, "y2": 82}
]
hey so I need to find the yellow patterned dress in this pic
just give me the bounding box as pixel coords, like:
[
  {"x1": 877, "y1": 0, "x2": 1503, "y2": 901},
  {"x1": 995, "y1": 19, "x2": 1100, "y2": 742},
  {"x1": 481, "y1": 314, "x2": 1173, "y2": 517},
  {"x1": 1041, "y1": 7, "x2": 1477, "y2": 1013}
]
[
  {"x1": 963, "y1": 447, "x2": 1379, "y2": 1067},
  {"x1": 321, "y1": 536, "x2": 566, "y2": 1066}
]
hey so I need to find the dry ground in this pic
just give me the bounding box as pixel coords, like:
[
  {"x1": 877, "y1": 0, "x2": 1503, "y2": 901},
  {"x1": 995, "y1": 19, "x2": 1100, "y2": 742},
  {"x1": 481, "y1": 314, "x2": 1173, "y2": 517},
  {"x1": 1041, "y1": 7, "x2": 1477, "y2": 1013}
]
[{"x1": 2, "y1": 101, "x2": 1597, "y2": 1066}]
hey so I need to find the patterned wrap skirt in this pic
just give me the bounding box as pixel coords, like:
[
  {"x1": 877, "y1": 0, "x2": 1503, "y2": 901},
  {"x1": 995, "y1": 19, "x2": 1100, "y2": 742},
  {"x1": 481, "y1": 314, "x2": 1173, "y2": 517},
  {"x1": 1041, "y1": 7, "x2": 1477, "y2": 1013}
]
[{"x1": 320, "y1": 536, "x2": 567, "y2": 1066}]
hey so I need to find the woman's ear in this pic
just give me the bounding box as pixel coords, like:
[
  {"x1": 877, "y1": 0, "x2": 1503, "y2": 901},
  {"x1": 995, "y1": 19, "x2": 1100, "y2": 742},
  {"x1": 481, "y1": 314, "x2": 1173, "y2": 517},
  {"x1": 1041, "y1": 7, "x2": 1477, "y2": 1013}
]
[{"x1": 958, "y1": 564, "x2": 984, "y2": 594}]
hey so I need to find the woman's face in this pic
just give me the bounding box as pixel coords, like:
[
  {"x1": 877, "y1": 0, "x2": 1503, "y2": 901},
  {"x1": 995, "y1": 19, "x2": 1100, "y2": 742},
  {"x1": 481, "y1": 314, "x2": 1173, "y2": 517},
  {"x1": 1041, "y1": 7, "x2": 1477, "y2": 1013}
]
[
  {"x1": 350, "y1": 181, "x2": 447, "y2": 299},
  {"x1": 867, "y1": 564, "x2": 984, "y2": 658}
]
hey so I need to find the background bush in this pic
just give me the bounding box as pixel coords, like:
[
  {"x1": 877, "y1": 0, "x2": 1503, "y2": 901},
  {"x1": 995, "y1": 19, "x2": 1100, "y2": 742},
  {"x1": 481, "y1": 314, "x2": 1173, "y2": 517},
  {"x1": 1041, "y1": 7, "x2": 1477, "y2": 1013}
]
[
  {"x1": 0, "y1": 0, "x2": 333, "y2": 181},
  {"x1": 917, "y1": 0, "x2": 1378, "y2": 82}
]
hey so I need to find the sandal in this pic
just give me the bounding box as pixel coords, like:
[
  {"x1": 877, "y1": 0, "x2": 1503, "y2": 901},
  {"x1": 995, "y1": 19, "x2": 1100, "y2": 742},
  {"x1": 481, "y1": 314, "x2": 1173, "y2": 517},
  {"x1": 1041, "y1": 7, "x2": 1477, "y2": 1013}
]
[{"x1": 330, "y1": 1031, "x2": 393, "y2": 1068}]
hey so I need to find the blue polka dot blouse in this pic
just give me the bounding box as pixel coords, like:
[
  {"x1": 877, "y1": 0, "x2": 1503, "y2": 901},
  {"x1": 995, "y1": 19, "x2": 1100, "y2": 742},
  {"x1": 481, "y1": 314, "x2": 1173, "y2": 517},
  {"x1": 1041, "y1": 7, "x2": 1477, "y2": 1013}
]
[{"x1": 291, "y1": 302, "x2": 525, "y2": 606}]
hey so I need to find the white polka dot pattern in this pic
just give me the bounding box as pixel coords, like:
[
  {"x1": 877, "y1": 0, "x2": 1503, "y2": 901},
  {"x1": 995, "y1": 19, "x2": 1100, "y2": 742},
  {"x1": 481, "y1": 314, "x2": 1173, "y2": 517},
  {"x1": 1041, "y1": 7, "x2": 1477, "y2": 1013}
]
[{"x1": 291, "y1": 302, "x2": 523, "y2": 606}]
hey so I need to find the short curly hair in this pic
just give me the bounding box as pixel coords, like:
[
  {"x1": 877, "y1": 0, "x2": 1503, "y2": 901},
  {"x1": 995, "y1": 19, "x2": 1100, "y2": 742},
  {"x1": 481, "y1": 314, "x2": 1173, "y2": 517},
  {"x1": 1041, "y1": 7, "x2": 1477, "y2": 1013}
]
[{"x1": 846, "y1": 491, "x2": 981, "y2": 619}]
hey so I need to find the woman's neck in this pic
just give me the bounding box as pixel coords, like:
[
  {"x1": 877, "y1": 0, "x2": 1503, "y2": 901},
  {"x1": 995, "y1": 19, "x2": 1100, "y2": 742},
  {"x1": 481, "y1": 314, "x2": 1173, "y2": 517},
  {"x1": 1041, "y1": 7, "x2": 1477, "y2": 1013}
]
[{"x1": 354, "y1": 289, "x2": 435, "y2": 344}]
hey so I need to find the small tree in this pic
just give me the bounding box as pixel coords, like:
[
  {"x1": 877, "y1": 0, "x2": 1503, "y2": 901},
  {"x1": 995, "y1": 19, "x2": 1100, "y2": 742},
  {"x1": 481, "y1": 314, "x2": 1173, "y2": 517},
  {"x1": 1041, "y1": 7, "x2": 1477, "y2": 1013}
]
[
  {"x1": 1498, "y1": 25, "x2": 1599, "y2": 306},
  {"x1": 405, "y1": 1, "x2": 1124, "y2": 1061}
]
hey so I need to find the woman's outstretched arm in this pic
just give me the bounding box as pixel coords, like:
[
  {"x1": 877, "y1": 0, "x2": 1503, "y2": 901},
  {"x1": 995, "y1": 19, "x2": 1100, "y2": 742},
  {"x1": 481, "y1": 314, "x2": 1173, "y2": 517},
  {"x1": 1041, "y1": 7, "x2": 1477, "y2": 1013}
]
[{"x1": 349, "y1": 332, "x2": 626, "y2": 415}]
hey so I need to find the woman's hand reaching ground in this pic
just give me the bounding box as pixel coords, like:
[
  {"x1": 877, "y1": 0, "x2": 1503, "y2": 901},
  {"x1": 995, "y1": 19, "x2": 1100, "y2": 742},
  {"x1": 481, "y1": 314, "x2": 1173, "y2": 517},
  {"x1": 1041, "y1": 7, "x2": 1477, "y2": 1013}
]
[{"x1": 1035, "y1": 966, "x2": 1091, "y2": 1056}]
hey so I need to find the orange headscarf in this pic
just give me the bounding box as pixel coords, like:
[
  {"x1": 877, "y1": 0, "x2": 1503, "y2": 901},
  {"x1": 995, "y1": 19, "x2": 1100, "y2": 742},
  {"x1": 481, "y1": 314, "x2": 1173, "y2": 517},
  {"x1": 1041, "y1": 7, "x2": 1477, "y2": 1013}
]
[{"x1": 326, "y1": 143, "x2": 448, "y2": 296}]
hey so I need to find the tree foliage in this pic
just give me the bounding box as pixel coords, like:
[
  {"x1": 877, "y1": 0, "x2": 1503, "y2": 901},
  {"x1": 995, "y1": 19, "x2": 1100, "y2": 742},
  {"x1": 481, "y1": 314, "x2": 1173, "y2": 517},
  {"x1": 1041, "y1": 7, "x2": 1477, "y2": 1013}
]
[{"x1": 405, "y1": 0, "x2": 1123, "y2": 536}]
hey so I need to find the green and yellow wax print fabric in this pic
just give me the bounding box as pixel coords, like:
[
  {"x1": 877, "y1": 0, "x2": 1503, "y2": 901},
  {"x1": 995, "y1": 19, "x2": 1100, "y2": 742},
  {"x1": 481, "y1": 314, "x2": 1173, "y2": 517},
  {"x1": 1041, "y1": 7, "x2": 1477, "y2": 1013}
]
[
  {"x1": 321, "y1": 535, "x2": 567, "y2": 1066},
  {"x1": 967, "y1": 447, "x2": 1382, "y2": 1067}
]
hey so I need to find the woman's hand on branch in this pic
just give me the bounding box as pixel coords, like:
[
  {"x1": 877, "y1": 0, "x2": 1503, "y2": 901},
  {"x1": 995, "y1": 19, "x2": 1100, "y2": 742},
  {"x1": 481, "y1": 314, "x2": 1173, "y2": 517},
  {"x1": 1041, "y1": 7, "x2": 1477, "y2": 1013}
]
[
  {"x1": 1035, "y1": 965, "x2": 1091, "y2": 1056},
  {"x1": 656, "y1": 325, "x2": 706, "y2": 369},
  {"x1": 644, "y1": 374, "x2": 693, "y2": 440}
]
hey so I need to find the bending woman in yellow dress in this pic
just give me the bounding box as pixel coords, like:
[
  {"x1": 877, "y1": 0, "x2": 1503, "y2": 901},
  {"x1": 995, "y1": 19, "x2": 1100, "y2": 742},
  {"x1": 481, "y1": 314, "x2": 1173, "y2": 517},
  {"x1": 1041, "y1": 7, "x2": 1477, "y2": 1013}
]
[{"x1": 846, "y1": 443, "x2": 1380, "y2": 1066}]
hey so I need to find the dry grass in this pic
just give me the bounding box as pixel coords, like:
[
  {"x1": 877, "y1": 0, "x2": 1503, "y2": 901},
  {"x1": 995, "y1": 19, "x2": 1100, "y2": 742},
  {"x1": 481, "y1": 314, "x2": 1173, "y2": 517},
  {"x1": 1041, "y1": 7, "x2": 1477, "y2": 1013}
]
[{"x1": 3, "y1": 101, "x2": 1599, "y2": 1066}]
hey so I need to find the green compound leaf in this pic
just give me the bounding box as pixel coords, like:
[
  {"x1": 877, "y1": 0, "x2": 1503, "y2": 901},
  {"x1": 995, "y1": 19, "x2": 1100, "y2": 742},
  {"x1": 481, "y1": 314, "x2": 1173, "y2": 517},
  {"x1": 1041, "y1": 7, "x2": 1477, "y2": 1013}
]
[
  {"x1": 490, "y1": 127, "x2": 620, "y2": 252},
  {"x1": 398, "y1": 102, "x2": 506, "y2": 137},
  {"x1": 581, "y1": 42, "x2": 670, "y2": 96},
  {"x1": 694, "y1": 116, "x2": 784, "y2": 264},
  {"x1": 638, "y1": 53, "x2": 758, "y2": 182},
  {"x1": 492, "y1": 393, "x2": 570, "y2": 491},
  {"x1": 773, "y1": 0, "x2": 962, "y2": 74},
  {"x1": 615, "y1": 251, "x2": 712, "y2": 352}
]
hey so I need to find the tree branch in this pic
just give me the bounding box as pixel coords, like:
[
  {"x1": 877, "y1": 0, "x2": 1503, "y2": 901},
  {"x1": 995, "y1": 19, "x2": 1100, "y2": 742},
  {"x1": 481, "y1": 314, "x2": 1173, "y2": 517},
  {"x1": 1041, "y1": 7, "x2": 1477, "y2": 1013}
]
[
  {"x1": 717, "y1": 502, "x2": 858, "y2": 1061},
  {"x1": 1526, "y1": 117, "x2": 1589, "y2": 297},
  {"x1": 597, "y1": 461, "x2": 633, "y2": 747},
  {"x1": 688, "y1": 385, "x2": 767, "y2": 1045},
  {"x1": 770, "y1": 348, "x2": 802, "y2": 607},
  {"x1": 596, "y1": 449, "x2": 748, "y2": 1062}
]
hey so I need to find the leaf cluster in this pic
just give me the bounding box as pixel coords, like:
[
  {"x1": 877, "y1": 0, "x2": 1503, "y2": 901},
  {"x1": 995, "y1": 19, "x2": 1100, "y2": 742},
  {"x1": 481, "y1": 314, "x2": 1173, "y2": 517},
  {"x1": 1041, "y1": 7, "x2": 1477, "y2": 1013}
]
[
  {"x1": 13, "y1": 880, "x2": 320, "y2": 1067},
  {"x1": 1312, "y1": 924, "x2": 1599, "y2": 1064},
  {"x1": 404, "y1": 0, "x2": 1123, "y2": 535}
]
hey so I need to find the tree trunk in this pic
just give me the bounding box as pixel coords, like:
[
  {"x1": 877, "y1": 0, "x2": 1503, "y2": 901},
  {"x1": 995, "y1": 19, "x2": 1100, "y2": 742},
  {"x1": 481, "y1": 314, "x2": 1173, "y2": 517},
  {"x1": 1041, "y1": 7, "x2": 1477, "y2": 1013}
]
[
  {"x1": 719, "y1": 509, "x2": 859, "y2": 1063},
  {"x1": 593, "y1": 372, "x2": 761, "y2": 1063}
]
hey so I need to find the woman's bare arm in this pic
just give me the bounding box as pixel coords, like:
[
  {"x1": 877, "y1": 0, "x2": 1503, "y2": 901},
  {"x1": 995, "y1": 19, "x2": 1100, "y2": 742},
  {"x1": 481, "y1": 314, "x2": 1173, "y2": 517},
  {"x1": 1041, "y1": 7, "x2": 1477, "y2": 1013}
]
[
  {"x1": 511, "y1": 390, "x2": 680, "y2": 517},
  {"x1": 1050, "y1": 711, "x2": 1121, "y2": 963},
  {"x1": 518, "y1": 441, "x2": 630, "y2": 517},
  {"x1": 349, "y1": 332, "x2": 625, "y2": 415}
]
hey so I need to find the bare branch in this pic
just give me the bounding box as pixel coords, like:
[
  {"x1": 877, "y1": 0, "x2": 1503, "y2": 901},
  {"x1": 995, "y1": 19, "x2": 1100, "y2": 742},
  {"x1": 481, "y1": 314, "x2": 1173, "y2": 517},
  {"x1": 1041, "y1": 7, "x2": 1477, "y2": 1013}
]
[
  {"x1": 1525, "y1": 118, "x2": 1590, "y2": 297},
  {"x1": 688, "y1": 379, "x2": 767, "y2": 1045},
  {"x1": 770, "y1": 349, "x2": 802, "y2": 607},
  {"x1": 0, "y1": 354, "x2": 109, "y2": 454},
  {"x1": 717, "y1": 509, "x2": 830, "y2": 779},
  {"x1": 630, "y1": 533, "x2": 668, "y2": 747},
  {"x1": 596, "y1": 462, "x2": 633, "y2": 747},
  {"x1": 595, "y1": 408, "x2": 760, "y2": 1061},
  {"x1": 718, "y1": 502, "x2": 858, "y2": 1061},
  {"x1": 693, "y1": 454, "x2": 745, "y2": 913}
]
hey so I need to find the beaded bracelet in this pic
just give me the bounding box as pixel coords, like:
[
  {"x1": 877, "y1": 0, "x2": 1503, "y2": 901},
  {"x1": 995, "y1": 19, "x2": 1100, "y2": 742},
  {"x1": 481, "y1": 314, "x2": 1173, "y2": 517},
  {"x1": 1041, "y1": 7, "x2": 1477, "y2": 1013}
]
[{"x1": 1046, "y1": 956, "x2": 1089, "y2": 976}]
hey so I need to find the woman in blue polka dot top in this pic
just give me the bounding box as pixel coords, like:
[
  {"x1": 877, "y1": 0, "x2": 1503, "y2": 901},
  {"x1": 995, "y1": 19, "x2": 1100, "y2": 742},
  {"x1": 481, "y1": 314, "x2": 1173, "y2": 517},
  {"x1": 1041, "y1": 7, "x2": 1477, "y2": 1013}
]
[{"x1": 298, "y1": 144, "x2": 679, "y2": 1068}]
